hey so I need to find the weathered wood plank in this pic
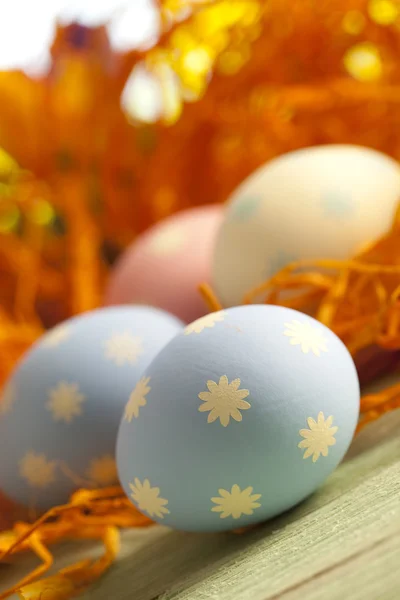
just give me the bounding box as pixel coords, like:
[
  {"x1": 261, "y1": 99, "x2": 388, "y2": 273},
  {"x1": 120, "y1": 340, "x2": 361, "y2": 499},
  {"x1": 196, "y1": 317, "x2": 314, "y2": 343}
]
[
  {"x1": 79, "y1": 410, "x2": 400, "y2": 600},
  {"x1": 159, "y1": 460, "x2": 400, "y2": 600},
  {"x1": 2, "y1": 400, "x2": 400, "y2": 600},
  {"x1": 279, "y1": 531, "x2": 400, "y2": 600}
]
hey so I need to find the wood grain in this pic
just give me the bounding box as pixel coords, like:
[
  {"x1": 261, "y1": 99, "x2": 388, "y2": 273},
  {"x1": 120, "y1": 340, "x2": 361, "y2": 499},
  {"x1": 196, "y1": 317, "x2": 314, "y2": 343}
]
[{"x1": 2, "y1": 386, "x2": 400, "y2": 600}]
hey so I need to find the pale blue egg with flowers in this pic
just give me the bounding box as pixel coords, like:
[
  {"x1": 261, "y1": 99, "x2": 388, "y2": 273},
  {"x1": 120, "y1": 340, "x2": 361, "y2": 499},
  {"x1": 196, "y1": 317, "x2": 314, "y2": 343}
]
[
  {"x1": 0, "y1": 306, "x2": 183, "y2": 510},
  {"x1": 117, "y1": 304, "x2": 360, "y2": 532}
]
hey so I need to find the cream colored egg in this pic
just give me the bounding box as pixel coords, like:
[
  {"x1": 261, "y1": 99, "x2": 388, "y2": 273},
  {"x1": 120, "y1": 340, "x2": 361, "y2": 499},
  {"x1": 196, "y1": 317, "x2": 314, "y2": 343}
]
[{"x1": 212, "y1": 145, "x2": 400, "y2": 306}]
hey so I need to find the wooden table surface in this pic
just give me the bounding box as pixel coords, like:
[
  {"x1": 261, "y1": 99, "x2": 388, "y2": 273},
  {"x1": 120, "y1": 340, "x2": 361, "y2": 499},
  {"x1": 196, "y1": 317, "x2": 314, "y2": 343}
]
[{"x1": 2, "y1": 376, "x2": 400, "y2": 600}]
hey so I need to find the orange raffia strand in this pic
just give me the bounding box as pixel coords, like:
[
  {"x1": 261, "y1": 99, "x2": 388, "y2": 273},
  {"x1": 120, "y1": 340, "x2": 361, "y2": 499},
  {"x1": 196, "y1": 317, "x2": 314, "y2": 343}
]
[
  {"x1": 379, "y1": 283, "x2": 400, "y2": 344},
  {"x1": 198, "y1": 282, "x2": 223, "y2": 312},
  {"x1": 14, "y1": 528, "x2": 119, "y2": 600},
  {"x1": 0, "y1": 487, "x2": 152, "y2": 600},
  {"x1": 241, "y1": 268, "x2": 335, "y2": 306},
  {"x1": 316, "y1": 270, "x2": 350, "y2": 327}
]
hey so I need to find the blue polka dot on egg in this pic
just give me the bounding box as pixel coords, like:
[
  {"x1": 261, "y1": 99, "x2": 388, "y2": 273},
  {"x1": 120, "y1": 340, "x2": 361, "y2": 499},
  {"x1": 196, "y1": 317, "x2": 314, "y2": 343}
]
[
  {"x1": 0, "y1": 306, "x2": 183, "y2": 510},
  {"x1": 117, "y1": 305, "x2": 360, "y2": 532},
  {"x1": 321, "y1": 189, "x2": 355, "y2": 219},
  {"x1": 228, "y1": 195, "x2": 263, "y2": 222}
]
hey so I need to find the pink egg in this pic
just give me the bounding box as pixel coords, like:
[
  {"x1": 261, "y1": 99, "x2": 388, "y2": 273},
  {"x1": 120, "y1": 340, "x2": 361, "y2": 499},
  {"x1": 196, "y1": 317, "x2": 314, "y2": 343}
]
[{"x1": 104, "y1": 205, "x2": 224, "y2": 322}]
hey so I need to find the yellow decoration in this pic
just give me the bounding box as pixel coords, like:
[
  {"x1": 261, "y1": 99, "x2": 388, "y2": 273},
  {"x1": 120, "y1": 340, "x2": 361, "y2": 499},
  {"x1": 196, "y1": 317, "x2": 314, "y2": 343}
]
[
  {"x1": 198, "y1": 375, "x2": 251, "y2": 426},
  {"x1": 129, "y1": 478, "x2": 170, "y2": 519},
  {"x1": 124, "y1": 376, "x2": 151, "y2": 421},
  {"x1": 46, "y1": 382, "x2": 86, "y2": 424},
  {"x1": 104, "y1": 333, "x2": 144, "y2": 366},
  {"x1": 284, "y1": 320, "x2": 328, "y2": 357},
  {"x1": 211, "y1": 484, "x2": 262, "y2": 519},
  {"x1": 298, "y1": 413, "x2": 338, "y2": 463},
  {"x1": 19, "y1": 452, "x2": 56, "y2": 489},
  {"x1": 184, "y1": 310, "x2": 226, "y2": 334}
]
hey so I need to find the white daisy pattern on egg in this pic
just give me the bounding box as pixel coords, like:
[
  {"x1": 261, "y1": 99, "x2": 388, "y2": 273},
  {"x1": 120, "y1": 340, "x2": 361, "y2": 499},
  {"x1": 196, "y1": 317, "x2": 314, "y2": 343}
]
[
  {"x1": 284, "y1": 320, "x2": 328, "y2": 356},
  {"x1": 104, "y1": 332, "x2": 144, "y2": 366},
  {"x1": 198, "y1": 375, "x2": 251, "y2": 427},
  {"x1": 211, "y1": 484, "x2": 262, "y2": 519},
  {"x1": 46, "y1": 381, "x2": 86, "y2": 423},
  {"x1": 321, "y1": 189, "x2": 355, "y2": 219},
  {"x1": 149, "y1": 225, "x2": 186, "y2": 256},
  {"x1": 19, "y1": 451, "x2": 56, "y2": 488},
  {"x1": 124, "y1": 376, "x2": 151, "y2": 421},
  {"x1": 129, "y1": 478, "x2": 170, "y2": 519},
  {"x1": 42, "y1": 324, "x2": 71, "y2": 348},
  {"x1": 87, "y1": 455, "x2": 119, "y2": 486},
  {"x1": 185, "y1": 311, "x2": 226, "y2": 335},
  {"x1": 0, "y1": 383, "x2": 16, "y2": 416},
  {"x1": 298, "y1": 412, "x2": 338, "y2": 462}
]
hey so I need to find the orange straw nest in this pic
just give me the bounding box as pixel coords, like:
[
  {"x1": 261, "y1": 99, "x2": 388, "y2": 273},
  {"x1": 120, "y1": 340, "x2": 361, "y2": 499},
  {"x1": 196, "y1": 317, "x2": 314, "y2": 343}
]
[{"x1": 0, "y1": 487, "x2": 151, "y2": 600}]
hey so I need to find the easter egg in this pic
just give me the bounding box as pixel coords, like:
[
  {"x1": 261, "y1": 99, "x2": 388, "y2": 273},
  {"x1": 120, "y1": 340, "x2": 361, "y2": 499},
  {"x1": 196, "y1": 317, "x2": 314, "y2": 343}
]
[
  {"x1": 212, "y1": 145, "x2": 400, "y2": 307},
  {"x1": 0, "y1": 306, "x2": 183, "y2": 510},
  {"x1": 104, "y1": 204, "x2": 224, "y2": 322},
  {"x1": 117, "y1": 305, "x2": 360, "y2": 532}
]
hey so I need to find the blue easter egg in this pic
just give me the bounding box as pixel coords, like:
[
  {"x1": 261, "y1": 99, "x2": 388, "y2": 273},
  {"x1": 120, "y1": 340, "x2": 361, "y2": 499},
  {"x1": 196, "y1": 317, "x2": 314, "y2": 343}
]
[
  {"x1": 0, "y1": 306, "x2": 183, "y2": 510},
  {"x1": 117, "y1": 305, "x2": 360, "y2": 532}
]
